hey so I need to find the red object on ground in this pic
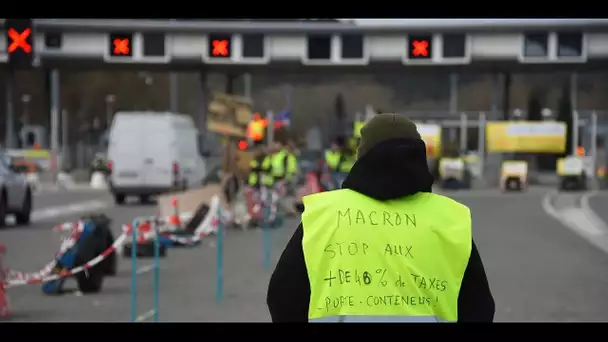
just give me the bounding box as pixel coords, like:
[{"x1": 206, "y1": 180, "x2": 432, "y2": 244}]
[
  {"x1": 245, "y1": 187, "x2": 263, "y2": 219},
  {"x1": 0, "y1": 242, "x2": 12, "y2": 319},
  {"x1": 297, "y1": 172, "x2": 323, "y2": 201}
]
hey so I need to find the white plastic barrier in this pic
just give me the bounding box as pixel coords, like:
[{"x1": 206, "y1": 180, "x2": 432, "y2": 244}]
[{"x1": 89, "y1": 171, "x2": 108, "y2": 190}]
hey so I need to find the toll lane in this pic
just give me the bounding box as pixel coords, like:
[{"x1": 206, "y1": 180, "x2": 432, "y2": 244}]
[{"x1": 449, "y1": 191, "x2": 608, "y2": 322}]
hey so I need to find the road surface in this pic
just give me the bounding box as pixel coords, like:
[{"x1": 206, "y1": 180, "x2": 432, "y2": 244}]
[{"x1": 2, "y1": 187, "x2": 608, "y2": 322}]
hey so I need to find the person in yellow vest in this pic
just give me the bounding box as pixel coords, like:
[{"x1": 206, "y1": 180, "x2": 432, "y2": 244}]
[
  {"x1": 269, "y1": 140, "x2": 298, "y2": 191},
  {"x1": 247, "y1": 142, "x2": 267, "y2": 190},
  {"x1": 267, "y1": 114, "x2": 495, "y2": 323},
  {"x1": 325, "y1": 137, "x2": 352, "y2": 189}
]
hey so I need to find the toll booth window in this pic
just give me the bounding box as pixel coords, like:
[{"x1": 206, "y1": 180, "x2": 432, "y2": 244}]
[
  {"x1": 557, "y1": 32, "x2": 583, "y2": 57},
  {"x1": 407, "y1": 34, "x2": 433, "y2": 60},
  {"x1": 242, "y1": 34, "x2": 265, "y2": 58},
  {"x1": 523, "y1": 32, "x2": 549, "y2": 57},
  {"x1": 442, "y1": 33, "x2": 466, "y2": 58},
  {"x1": 44, "y1": 32, "x2": 62, "y2": 49},
  {"x1": 109, "y1": 32, "x2": 133, "y2": 57},
  {"x1": 208, "y1": 33, "x2": 232, "y2": 58},
  {"x1": 307, "y1": 34, "x2": 332, "y2": 60},
  {"x1": 143, "y1": 33, "x2": 166, "y2": 57},
  {"x1": 341, "y1": 34, "x2": 364, "y2": 59}
]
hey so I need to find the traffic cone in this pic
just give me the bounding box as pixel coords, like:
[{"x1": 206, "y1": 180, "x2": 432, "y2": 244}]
[
  {"x1": 0, "y1": 243, "x2": 12, "y2": 320},
  {"x1": 168, "y1": 197, "x2": 181, "y2": 231}
]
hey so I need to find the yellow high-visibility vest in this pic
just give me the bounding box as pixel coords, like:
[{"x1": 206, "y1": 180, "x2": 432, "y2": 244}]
[
  {"x1": 248, "y1": 159, "x2": 260, "y2": 186},
  {"x1": 325, "y1": 150, "x2": 341, "y2": 171},
  {"x1": 339, "y1": 155, "x2": 355, "y2": 173},
  {"x1": 261, "y1": 156, "x2": 274, "y2": 186},
  {"x1": 301, "y1": 189, "x2": 472, "y2": 323},
  {"x1": 271, "y1": 149, "x2": 298, "y2": 180}
]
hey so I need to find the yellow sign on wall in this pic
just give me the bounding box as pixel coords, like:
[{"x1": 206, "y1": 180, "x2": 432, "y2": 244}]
[
  {"x1": 486, "y1": 121, "x2": 566, "y2": 153},
  {"x1": 415, "y1": 123, "x2": 442, "y2": 158}
]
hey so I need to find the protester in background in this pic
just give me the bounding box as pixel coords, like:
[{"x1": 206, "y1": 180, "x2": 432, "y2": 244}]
[
  {"x1": 267, "y1": 114, "x2": 495, "y2": 323},
  {"x1": 324, "y1": 137, "x2": 348, "y2": 189}
]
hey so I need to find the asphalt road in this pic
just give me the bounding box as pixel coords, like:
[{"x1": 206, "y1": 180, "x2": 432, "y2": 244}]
[
  {"x1": 3, "y1": 187, "x2": 608, "y2": 322},
  {"x1": 2, "y1": 190, "x2": 294, "y2": 322},
  {"x1": 589, "y1": 192, "x2": 608, "y2": 227}
]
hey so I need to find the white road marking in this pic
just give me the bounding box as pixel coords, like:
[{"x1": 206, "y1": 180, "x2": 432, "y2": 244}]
[
  {"x1": 579, "y1": 191, "x2": 608, "y2": 231},
  {"x1": 29, "y1": 200, "x2": 111, "y2": 222},
  {"x1": 135, "y1": 309, "x2": 156, "y2": 322},
  {"x1": 541, "y1": 190, "x2": 608, "y2": 255},
  {"x1": 560, "y1": 208, "x2": 604, "y2": 235},
  {"x1": 136, "y1": 264, "x2": 156, "y2": 275}
]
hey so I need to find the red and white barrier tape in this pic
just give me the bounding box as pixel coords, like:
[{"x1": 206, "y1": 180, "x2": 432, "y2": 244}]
[
  {"x1": 5, "y1": 222, "x2": 86, "y2": 283},
  {"x1": 3, "y1": 233, "x2": 128, "y2": 288},
  {"x1": 3, "y1": 196, "x2": 222, "y2": 288}
]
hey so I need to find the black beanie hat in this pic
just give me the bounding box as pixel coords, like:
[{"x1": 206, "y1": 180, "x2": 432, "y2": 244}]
[{"x1": 357, "y1": 114, "x2": 421, "y2": 158}]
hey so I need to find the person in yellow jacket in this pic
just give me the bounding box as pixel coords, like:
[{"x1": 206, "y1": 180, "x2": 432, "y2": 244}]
[
  {"x1": 267, "y1": 114, "x2": 495, "y2": 323},
  {"x1": 247, "y1": 143, "x2": 267, "y2": 189},
  {"x1": 267, "y1": 140, "x2": 298, "y2": 190},
  {"x1": 325, "y1": 137, "x2": 354, "y2": 189}
]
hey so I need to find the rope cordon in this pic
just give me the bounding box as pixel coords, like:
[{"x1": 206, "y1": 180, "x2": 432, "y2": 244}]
[{"x1": 2, "y1": 196, "x2": 222, "y2": 288}]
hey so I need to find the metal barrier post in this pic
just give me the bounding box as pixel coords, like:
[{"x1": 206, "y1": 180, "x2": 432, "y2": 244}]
[
  {"x1": 459, "y1": 112, "x2": 468, "y2": 154},
  {"x1": 152, "y1": 222, "x2": 160, "y2": 322},
  {"x1": 478, "y1": 112, "x2": 486, "y2": 181},
  {"x1": 130, "y1": 218, "x2": 160, "y2": 322},
  {"x1": 216, "y1": 207, "x2": 224, "y2": 304},
  {"x1": 591, "y1": 111, "x2": 598, "y2": 184},
  {"x1": 262, "y1": 188, "x2": 278, "y2": 269},
  {"x1": 263, "y1": 197, "x2": 272, "y2": 270},
  {"x1": 130, "y1": 218, "x2": 138, "y2": 322}
]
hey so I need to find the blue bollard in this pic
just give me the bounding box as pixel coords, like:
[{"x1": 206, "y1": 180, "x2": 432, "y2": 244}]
[
  {"x1": 216, "y1": 207, "x2": 224, "y2": 304},
  {"x1": 152, "y1": 221, "x2": 160, "y2": 322},
  {"x1": 263, "y1": 199, "x2": 271, "y2": 270},
  {"x1": 130, "y1": 218, "x2": 161, "y2": 322},
  {"x1": 130, "y1": 218, "x2": 139, "y2": 322}
]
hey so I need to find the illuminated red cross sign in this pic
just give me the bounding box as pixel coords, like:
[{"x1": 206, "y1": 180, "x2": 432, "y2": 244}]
[
  {"x1": 412, "y1": 40, "x2": 429, "y2": 57},
  {"x1": 113, "y1": 38, "x2": 130, "y2": 55},
  {"x1": 7, "y1": 28, "x2": 32, "y2": 54},
  {"x1": 212, "y1": 39, "x2": 229, "y2": 57}
]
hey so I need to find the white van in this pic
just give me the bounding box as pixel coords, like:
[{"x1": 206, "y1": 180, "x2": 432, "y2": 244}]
[{"x1": 107, "y1": 112, "x2": 206, "y2": 205}]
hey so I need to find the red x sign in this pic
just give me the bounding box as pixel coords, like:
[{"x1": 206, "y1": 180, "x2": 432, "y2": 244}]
[
  {"x1": 212, "y1": 39, "x2": 229, "y2": 57},
  {"x1": 412, "y1": 40, "x2": 429, "y2": 57},
  {"x1": 113, "y1": 38, "x2": 130, "y2": 55},
  {"x1": 8, "y1": 28, "x2": 32, "y2": 54}
]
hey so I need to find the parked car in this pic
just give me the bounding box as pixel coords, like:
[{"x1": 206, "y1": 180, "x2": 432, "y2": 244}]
[{"x1": 0, "y1": 152, "x2": 33, "y2": 227}]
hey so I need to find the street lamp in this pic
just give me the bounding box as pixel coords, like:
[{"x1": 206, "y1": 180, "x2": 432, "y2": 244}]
[
  {"x1": 105, "y1": 94, "x2": 115, "y2": 127},
  {"x1": 21, "y1": 94, "x2": 31, "y2": 125}
]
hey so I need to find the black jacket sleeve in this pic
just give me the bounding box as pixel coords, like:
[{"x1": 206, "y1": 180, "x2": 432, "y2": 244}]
[
  {"x1": 457, "y1": 240, "x2": 496, "y2": 322},
  {"x1": 267, "y1": 224, "x2": 310, "y2": 322},
  {"x1": 266, "y1": 225, "x2": 495, "y2": 323}
]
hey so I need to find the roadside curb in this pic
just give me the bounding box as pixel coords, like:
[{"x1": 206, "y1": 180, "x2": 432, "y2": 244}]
[{"x1": 541, "y1": 190, "x2": 608, "y2": 255}]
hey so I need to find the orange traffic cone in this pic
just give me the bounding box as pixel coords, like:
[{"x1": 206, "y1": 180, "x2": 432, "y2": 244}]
[{"x1": 168, "y1": 197, "x2": 181, "y2": 231}]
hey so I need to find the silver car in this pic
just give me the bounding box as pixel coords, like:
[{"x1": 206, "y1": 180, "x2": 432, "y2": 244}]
[{"x1": 0, "y1": 152, "x2": 33, "y2": 227}]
